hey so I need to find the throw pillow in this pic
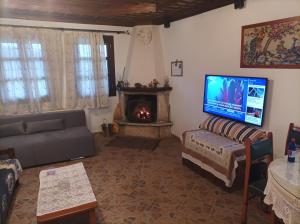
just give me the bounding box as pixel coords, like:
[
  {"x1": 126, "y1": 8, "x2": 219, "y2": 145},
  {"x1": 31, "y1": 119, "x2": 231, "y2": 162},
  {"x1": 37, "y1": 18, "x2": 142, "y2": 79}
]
[
  {"x1": 26, "y1": 119, "x2": 64, "y2": 134},
  {"x1": 0, "y1": 121, "x2": 25, "y2": 138}
]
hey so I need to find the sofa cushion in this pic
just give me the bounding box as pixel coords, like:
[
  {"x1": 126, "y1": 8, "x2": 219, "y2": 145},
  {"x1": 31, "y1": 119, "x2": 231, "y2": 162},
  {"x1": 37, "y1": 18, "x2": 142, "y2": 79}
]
[
  {"x1": 200, "y1": 116, "x2": 266, "y2": 143},
  {"x1": 26, "y1": 119, "x2": 64, "y2": 134},
  {"x1": 0, "y1": 122, "x2": 25, "y2": 138}
]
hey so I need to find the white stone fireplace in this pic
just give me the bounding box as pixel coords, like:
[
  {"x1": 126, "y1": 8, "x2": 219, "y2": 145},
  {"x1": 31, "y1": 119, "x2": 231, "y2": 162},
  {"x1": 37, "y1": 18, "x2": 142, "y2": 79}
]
[{"x1": 115, "y1": 87, "x2": 172, "y2": 139}]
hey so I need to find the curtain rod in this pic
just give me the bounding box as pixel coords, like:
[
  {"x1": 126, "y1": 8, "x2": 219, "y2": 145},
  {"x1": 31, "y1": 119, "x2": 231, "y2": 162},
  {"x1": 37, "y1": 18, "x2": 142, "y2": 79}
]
[{"x1": 0, "y1": 24, "x2": 130, "y2": 35}]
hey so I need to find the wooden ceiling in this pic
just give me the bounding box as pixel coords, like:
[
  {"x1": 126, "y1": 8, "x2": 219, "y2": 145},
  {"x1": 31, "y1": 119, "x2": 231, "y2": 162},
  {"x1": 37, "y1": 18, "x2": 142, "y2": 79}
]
[{"x1": 0, "y1": 0, "x2": 233, "y2": 27}]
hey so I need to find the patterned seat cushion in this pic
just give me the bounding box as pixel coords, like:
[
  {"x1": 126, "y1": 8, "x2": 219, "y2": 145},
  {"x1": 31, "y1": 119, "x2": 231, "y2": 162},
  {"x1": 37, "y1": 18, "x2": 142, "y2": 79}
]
[
  {"x1": 0, "y1": 159, "x2": 22, "y2": 224},
  {"x1": 182, "y1": 129, "x2": 245, "y2": 187},
  {"x1": 0, "y1": 159, "x2": 22, "y2": 181},
  {"x1": 200, "y1": 116, "x2": 266, "y2": 143}
]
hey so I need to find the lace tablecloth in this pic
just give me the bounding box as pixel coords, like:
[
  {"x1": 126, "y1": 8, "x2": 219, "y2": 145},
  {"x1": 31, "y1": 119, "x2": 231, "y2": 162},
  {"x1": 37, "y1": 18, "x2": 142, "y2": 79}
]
[
  {"x1": 37, "y1": 162, "x2": 97, "y2": 217},
  {"x1": 264, "y1": 154, "x2": 300, "y2": 224}
]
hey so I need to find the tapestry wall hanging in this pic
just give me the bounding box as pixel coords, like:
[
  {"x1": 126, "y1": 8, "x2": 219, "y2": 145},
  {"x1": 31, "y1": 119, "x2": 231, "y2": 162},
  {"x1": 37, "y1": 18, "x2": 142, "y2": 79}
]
[{"x1": 241, "y1": 16, "x2": 300, "y2": 69}]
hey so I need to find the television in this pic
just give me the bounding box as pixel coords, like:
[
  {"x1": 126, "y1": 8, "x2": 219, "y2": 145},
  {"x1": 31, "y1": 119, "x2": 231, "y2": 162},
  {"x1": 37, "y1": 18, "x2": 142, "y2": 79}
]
[{"x1": 203, "y1": 74, "x2": 268, "y2": 126}]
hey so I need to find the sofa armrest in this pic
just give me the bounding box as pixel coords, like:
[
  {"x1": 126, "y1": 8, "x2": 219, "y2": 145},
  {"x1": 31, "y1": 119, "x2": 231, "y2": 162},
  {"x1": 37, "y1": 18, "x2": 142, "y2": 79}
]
[{"x1": 0, "y1": 148, "x2": 16, "y2": 159}]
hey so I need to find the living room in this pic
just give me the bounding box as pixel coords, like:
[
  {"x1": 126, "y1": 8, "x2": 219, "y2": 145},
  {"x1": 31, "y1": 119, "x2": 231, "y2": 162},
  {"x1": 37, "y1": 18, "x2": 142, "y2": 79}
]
[{"x1": 0, "y1": 0, "x2": 300, "y2": 224}]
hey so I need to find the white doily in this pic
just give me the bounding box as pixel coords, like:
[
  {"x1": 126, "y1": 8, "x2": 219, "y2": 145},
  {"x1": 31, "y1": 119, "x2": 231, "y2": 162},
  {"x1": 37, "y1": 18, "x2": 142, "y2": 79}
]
[{"x1": 264, "y1": 171, "x2": 300, "y2": 224}]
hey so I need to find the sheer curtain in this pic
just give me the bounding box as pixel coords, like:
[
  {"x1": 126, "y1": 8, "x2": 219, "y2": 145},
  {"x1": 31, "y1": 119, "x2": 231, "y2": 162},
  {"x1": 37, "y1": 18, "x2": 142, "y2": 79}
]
[
  {"x1": 0, "y1": 27, "x2": 109, "y2": 115},
  {"x1": 63, "y1": 31, "x2": 109, "y2": 109},
  {"x1": 0, "y1": 27, "x2": 63, "y2": 114}
]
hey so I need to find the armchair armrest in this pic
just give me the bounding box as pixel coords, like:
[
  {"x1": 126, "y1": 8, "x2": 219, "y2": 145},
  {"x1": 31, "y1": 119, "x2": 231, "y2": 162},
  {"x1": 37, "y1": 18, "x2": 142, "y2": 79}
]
[{"x1": 0, "y1": 148, "x2": 16, "y2": 159}]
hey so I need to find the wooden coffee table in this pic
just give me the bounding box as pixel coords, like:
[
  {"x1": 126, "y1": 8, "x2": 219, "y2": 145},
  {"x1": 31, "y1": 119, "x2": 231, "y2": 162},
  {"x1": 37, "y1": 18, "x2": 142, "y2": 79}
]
[{"x1": 37, "y1": 163, "x2": 97, "y2": 224}]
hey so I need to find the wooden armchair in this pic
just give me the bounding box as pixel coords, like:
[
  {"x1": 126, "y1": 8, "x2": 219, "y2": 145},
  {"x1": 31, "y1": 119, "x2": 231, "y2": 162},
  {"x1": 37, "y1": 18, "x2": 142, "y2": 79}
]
[
  {"x1": 0, "y1": 148, "x2": 16, "y2": 159},
  {"x1": 285, "y1": 123, "x2": 300, "y2": 155},
  {"x1": 241, "y1": 132, "x2": 273, "y2": 224}
]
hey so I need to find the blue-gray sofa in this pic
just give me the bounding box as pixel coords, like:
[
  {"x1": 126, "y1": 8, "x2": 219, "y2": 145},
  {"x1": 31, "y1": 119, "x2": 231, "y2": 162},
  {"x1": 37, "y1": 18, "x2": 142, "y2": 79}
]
[{"x1": 0, "y1": 110, "x2": 96, "y2": 168}]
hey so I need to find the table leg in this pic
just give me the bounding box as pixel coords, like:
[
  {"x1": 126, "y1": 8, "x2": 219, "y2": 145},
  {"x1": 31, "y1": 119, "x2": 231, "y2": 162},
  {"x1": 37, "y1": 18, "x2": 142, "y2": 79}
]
[{"x1": 89, "y1": 209, "x2": 96, "y2": 224}]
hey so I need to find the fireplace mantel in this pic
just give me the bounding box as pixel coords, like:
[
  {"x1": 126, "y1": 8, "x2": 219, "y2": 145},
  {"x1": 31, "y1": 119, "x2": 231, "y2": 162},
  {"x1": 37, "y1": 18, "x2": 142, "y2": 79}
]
[{"x1": 118, "y1": 87, "x2": 172, "y2": 93}]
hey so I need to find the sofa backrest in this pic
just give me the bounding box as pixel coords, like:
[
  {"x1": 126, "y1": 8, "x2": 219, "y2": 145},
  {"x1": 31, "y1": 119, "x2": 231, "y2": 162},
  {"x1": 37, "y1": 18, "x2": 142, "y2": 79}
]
[
  {"x1": 200, "y1": 116, "x2": 266, "y2": 144},
  {"x1": 0, "y1": 110, "x2": 86, "y2": 129}
]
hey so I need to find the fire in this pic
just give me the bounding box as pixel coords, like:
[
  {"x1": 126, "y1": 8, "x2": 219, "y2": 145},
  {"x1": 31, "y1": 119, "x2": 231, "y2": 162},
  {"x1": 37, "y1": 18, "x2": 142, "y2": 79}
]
[{"x1": 136, "y1": 107, "x2": 151, "y2": 120}]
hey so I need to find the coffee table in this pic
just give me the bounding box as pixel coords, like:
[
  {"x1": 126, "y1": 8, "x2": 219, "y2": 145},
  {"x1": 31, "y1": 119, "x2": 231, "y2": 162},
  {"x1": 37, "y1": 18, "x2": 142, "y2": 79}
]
[{"x1": 37, "y1": 162, "x2": 97, "y2": 224}]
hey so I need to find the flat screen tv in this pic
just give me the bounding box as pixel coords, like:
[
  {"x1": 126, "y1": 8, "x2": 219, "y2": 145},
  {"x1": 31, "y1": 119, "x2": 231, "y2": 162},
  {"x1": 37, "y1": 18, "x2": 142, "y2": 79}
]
[{"x1": 203, "y1": 74, "x2": 268, "y2": 126}]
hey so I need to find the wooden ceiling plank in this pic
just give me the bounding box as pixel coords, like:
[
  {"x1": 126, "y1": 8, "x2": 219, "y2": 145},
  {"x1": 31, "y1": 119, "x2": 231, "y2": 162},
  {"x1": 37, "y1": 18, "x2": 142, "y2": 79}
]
[{"x1": 0, "y1": 0, "x2": 234, "y2": 27}]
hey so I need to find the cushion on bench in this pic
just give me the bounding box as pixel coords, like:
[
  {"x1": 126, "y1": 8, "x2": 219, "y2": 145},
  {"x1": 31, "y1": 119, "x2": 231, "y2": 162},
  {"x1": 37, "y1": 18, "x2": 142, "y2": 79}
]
[
  {"x1": 200, "y1": 116, "x2": 266, "y2": 143},
  {"x1": 182, "y1": 129, "x2": 245, "y2": 187}
]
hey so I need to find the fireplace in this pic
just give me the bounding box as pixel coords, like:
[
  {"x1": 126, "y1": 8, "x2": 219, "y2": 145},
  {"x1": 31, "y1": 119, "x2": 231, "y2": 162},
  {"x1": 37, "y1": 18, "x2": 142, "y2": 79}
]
[
  {"x1": 116, "y1": 87, "x2": 173, "y2": 139},
  {"x1": 126, "y1": 95, "x2": 157, "y2": 123}
]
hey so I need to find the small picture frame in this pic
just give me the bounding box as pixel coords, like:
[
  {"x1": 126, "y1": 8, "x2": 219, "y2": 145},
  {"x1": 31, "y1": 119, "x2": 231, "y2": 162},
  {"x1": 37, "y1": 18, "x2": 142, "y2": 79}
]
[{"x1": 171, "y1": 60, "x2": 183, "y2": 76}]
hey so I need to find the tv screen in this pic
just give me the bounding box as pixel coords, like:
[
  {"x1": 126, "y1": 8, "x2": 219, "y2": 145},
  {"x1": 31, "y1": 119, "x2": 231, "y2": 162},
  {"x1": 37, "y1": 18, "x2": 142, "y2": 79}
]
[{"x1": 203, "y1": 75, "x2": 268, "y2": 126}]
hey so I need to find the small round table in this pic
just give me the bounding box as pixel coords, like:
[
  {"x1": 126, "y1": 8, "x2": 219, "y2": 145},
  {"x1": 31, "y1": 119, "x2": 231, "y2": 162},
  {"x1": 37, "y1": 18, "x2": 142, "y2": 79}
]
[{"x1": 264, "y1": 152, "x2": 300, "y2": 224}]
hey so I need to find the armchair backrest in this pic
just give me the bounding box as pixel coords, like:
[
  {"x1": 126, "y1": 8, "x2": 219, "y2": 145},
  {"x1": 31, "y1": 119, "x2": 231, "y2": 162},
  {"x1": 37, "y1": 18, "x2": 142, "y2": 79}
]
[
  {"x1": 249, "y1": 133, "x2": 273, "y2": 161},
  {"x1": 244, "y1": 132, "x2": 273, "y2": 185}
]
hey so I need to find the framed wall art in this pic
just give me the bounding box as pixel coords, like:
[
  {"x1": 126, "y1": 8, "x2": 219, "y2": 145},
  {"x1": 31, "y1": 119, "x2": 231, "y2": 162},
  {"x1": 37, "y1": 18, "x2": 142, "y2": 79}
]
[
  {"x1": 241, "y1": 16, "x2": 300, "y2": 69},
  {"x1": 171, "y1": 60, "x2": 183, "y2": 76}
]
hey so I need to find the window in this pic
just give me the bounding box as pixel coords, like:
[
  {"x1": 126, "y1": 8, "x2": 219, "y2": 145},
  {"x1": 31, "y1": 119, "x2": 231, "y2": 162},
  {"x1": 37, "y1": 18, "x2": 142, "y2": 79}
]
[
  {"x1": 1, "y1": 42, "x2": 26, "y2": 101},
  {"x1": 0, "y1": 41, "x2": 48, "y2": 102},
  {"x1": 103, "y1": 36, "x2": 116, "y2": 97},
  {"x1": 76, "y1": 43, "x2": 96, "y2": 97},
  {"x1": 75, "y1": 36, "x2": 116, "y2": 98},
  {"x1": 25, "y1": 43, "x2": 48, "y2": 98}
]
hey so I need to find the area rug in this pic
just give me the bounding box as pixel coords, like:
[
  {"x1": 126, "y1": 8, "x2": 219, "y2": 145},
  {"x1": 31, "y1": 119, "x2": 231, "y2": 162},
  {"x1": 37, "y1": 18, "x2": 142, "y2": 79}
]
[{"x1": 106, "y1": 136, "x2": 160, "y2": 150}]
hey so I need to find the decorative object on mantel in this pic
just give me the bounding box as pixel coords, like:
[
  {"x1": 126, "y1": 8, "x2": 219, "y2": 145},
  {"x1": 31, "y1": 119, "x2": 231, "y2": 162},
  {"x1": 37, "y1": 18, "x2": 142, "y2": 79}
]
[
  {"x1": 124, "y1": 80, "x2": 130, "y2": 87},
  {"x1": 134, "y1": 83, "x2": 143, "y2": 88},
  {"x1": 171, "y1": 60, "x2": 183, "y2": 76},
  {"x1": 148, "y1": 79, "x2": 160, "y2": 88},
  {"x1": 241, "y1": 16, "x2": 300, "y2": 69},
  {"x1": 163, "y1": 77, "x2": 170, "y2": 87}
]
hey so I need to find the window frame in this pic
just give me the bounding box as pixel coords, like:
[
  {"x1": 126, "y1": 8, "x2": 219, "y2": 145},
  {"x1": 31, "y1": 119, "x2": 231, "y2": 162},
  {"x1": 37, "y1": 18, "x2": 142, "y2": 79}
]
[
  {"x1": 0, "y1": 42, "x2": 27, "y2": 102},
  {"x1": 103, "y1": 35, "x2": 116, "y2": 97},
  {"x1": 75, "y1": 43, "x2": 96, "y2": 98},
  {"x1": 25, "y1": 42, "x2": 50, "y2": 100},
  {"x1": 0, "y1": 41, "x2": 50, "y2": 103}
]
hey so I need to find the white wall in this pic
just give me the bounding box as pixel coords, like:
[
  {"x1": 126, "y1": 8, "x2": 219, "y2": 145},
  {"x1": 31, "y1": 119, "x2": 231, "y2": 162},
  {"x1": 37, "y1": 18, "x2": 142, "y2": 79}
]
[
  {"x1": 160, "y1": 0, "x2": 300, "y2": 157},
  {"x1": 0, "y1": 18, "x2": 132, "y2": 132}
]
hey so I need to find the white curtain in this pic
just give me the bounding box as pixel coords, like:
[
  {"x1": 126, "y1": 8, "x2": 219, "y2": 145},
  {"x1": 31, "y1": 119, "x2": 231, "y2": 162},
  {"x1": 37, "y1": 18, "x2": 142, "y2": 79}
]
[
  {"x1": 0, "y1": 27, "x2": 63, "y2": 114},
  {"x1": 0, "y1": 27, "x2": 109, "y2": 115},
  {"x1": 63, "y1": 31, "x2": 109, "y2": 109}
]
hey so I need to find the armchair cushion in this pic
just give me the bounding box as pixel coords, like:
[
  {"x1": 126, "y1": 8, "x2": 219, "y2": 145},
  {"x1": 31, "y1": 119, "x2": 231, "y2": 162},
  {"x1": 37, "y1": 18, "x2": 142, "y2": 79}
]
[{"x1": 0, "y1": 158, "x2": 22, "y2": 224}]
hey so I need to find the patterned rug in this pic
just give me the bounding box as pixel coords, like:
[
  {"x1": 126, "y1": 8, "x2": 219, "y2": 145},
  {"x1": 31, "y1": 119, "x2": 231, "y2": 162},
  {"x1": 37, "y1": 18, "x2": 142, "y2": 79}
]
[
  {"x1": 7, "y1": 134, "x2": 267, "y2": 224},
  {"x1": 106, "y1": 136, "x2": 160, "y2": 150}
]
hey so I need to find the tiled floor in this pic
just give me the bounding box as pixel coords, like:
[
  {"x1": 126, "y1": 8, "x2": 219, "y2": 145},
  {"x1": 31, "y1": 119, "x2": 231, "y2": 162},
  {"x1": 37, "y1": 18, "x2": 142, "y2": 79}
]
[{"x1": 8, "y1": 134, "x2": 268, "y2": 224}]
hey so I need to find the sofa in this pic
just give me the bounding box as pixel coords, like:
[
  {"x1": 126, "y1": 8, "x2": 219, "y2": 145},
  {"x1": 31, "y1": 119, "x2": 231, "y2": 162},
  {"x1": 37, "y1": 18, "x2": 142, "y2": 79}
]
[
  {"x1": 0, "y1": 148, "x2": 22, "y2": 224},
  {"x1": 0, "y1": 110, "x2": 95, "y2": 168},
  {"x1": 182, "y1": 116, "x2": 268, "y2": 188}
]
